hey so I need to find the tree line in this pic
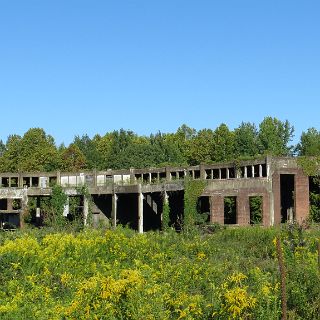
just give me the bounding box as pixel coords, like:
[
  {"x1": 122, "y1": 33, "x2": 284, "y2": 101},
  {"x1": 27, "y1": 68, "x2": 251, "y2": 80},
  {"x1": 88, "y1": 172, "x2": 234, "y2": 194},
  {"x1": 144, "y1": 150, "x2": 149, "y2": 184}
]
[{"x1": 0, "y1": 116, "x2": 319, "y2": 173}]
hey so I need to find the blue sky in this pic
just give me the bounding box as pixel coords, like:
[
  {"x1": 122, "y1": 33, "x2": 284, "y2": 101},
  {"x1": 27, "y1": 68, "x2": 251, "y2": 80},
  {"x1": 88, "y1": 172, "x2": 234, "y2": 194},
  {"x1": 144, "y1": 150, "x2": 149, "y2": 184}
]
[{"x1": 0, "y1": 1, "x2": 319, "y2": 145}]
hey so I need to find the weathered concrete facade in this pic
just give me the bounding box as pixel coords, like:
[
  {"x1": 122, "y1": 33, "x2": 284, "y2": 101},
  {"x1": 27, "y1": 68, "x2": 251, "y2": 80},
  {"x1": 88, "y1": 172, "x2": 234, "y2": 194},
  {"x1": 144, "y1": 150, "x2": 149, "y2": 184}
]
[{"x1": 0, "y1": 157, "x2": 310, "y2": 231}]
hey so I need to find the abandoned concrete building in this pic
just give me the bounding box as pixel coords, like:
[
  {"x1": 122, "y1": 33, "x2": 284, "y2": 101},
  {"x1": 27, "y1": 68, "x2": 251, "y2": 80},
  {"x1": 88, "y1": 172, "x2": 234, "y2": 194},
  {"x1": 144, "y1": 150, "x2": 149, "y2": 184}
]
[{"x1": 0, "y1": 157, "x2": 310, "y2": 231}]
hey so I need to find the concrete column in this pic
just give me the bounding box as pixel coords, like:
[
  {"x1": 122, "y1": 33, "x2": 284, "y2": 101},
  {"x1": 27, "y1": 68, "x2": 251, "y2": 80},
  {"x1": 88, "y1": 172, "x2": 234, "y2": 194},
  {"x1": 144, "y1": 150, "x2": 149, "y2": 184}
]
[
  {"x1": 244, "y1": 166, "x2": 247, "y2": 178},
  {"x1": 138, "y1": 192, "x2": 144, "y2": 233},
  {"x1": 226, "y1": 168, "x2": 230, "y2": 179},
  {"x1": 272, "y1": 173, "x2": 281, "y2": 225},
  {"x1": 83, "y1": 197, "x2": 89, "y2": 226},
  {"x1": 252, "y1": 166, "x2": 255, "y2": 178},
  {"x1": 112, "y1": 193, "x2": 118, "y2": 228},
  {"x1": 57, "y1": 171, "x2": 61, "y2": 185},
  {"x1": 210, "y1": 194, "x2": 224, "y2": 224},
  {"x1": 259, "y1": 165, "x2": 263, "y2": 178},
  {"x1": 149, "y1": 173, "x2": 152, "y2": 184},
  {"x1": 0, "y1": 177, "x2": 2, "y2": 187},
  {"x1": 218, "y1": 169, "x2": 222, "y2": 180},
  {"x1": 7, "y1": 199, "x2": 13, "y2": 211},
  {"x1": 162, "y1": 191, "x2": 169, "y2": 225},
  {"x1": 166, "y1": 168, "x2": 171, "y2": 181},
  {"x1": 200, "y1": 165, "x2": 206, "y2": 179},
  {"x1": 268, "y1": 191, "x2": 274, "y2": 226},
  {"x1": 63, "y1": 197, "x2": 69, "y2": 217},
  {"x1": 19, "y1": 173, "x2": 23, "y2": 188}
]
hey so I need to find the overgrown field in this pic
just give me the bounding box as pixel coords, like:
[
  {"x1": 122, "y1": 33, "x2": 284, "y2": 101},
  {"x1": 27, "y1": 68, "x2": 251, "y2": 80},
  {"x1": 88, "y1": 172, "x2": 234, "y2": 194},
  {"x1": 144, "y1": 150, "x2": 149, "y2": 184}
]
[{"x1": 0, "y1": 226, "x2": 319, "y2": 319}]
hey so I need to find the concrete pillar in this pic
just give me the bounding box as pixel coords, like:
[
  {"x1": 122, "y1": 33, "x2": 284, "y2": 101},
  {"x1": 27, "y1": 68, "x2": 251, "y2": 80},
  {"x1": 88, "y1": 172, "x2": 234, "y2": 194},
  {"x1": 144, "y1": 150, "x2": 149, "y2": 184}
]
[
  {"x1": 161, "y1": 191, "x2": 169, "y2": 225},
  {"x1": 272, "y1": 173, "x2": 281, "y2": 225},
  {"x1": 218, "y1": 169, "x2": 222, "y2": 180},
  {"x1": 112, "y1": 193, "x2": 118, "y2": 228},
  {"x1": 63, "y1": 197, "x2": 69, "y2": 217},
  {"x1": 200, "y1": 165, "x2": 206, "y2": 179},
  {"x1": 259, "y1": 165, "x2": 263, "y2": 178},
  {"x1": 138, "y1": 192, "x2": 144, "y2": 233},
  {"x1": 244, "y1": 166, "x2": 247, "y2": 178},
  {"x1": 210, "y1": 194, "x2": 224, "y2": 224},
  {"x1": 149, "y1": 173, "x2": 152, "y2": 184},
  {"x1": 19, "y1": 173, "x2": 23, "y2": 188},
  {"x1": 252, "y1": 166, "x2": 255, "y2": 178},
  {"x1": 83, "y1": 197, "x2": 89, "y2": 226},
  {"x1": 269, "y1": 191, "x2": 274, "y2": 226},
  {"x1": 226, "y1": 168, "x2": 230, "y2": 179},
  {"x1": 7, "y1": 199, "x2": 13, "y2": 211},
  {"x1": 57, "y1": 171, "x2": 61, "y2": 185},
  {"x1": 0, "y1": 177, "x2": 2, "y2": 187},
  {"x1": 166, "y1": 168, "x2": 171, "y2": 181}
]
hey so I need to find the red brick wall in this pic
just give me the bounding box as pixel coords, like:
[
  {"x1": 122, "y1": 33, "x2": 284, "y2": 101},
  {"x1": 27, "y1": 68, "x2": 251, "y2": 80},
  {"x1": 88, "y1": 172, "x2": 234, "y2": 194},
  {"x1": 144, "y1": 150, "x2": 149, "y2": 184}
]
[
  {"x1": 237, "y1": 191, "x2": 250, "y2": 225},
  {"x1": 210, "y1": 194, "x2": 224, "y2": 224},
  {"x1": 295, "y1": 169, "x2": 309, "y2": 222},
  {"x1": 210, "y1": 189, "x2": 271, "y2": 226}
]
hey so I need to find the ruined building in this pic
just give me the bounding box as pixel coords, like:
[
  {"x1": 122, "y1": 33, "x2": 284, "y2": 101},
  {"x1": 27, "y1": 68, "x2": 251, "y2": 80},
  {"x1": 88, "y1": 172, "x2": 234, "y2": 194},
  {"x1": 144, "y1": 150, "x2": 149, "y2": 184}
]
[{"x1": 0, "y1": 157, "x2": 310, "y2": 231}]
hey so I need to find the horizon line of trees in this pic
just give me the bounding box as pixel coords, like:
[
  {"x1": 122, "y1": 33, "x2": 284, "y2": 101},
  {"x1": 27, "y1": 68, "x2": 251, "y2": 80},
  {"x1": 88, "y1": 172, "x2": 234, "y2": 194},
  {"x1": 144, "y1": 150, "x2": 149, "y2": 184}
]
[{"x1": 0, "y1": 116, "x2": 319, "y2": 173}]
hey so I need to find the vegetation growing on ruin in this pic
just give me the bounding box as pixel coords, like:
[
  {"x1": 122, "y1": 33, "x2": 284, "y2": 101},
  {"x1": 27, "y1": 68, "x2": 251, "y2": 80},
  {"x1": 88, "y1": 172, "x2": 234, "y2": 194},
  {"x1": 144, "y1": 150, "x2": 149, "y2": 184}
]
[
  {"x1": 183, "y1": 178, "x2": 206, "y2": 230},
  {"x1": 0, "y1": 226, "x2": 319, "y2": 319}
]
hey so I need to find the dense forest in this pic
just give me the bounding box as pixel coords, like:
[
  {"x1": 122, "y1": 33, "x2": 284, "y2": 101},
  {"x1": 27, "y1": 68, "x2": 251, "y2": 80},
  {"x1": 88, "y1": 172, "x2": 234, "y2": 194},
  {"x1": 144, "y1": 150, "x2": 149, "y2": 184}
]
[{"x1": 0, "y1": 116, "x2": 320, "y2": 173}]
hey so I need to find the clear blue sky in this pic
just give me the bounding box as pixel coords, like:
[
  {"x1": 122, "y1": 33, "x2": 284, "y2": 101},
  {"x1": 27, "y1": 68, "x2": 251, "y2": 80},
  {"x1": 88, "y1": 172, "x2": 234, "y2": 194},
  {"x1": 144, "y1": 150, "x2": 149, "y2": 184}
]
[{"x1": 0, "y1": 1, "x2": 319, "y2": 146}]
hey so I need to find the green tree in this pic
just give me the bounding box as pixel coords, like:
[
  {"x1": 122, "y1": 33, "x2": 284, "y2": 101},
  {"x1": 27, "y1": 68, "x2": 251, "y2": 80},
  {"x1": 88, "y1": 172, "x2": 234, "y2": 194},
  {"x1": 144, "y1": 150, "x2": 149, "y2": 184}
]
[
  {"x1": 60, "y1": 144, "x2": 86, "y2": 172},
  {"x1": 73, "y1": 134, "x2": 102, "y2": 169},
  {"x1": 0, "y1": 129, "x2": 59, "y2": 172},
  {"x1": 211, "y1": 124, "x2": 235, "y2": 162},
  {"x1": 296, "y1": 128, "x2": 320, "y2": 156},
  {"x1": 234, "y1": 122, "x2": 259, "y2": 158},
  {"x1": 186, "y1": 129, "x2": 214, "y2": 165},
  {"x1": 258, "y1": 117, "x2": 294, "y2": 156},
  {"x1": 0, "y1": 139, "x2": 5, "y2": 157},
  {"x1": 0, "y1": 134, "x2": 22, "y2": 172}
]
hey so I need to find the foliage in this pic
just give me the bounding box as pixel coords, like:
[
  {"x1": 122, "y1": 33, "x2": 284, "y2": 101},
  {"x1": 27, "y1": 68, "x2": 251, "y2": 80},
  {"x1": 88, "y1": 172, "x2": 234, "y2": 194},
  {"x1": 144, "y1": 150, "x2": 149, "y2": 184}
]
[
  {"x1": 186, "y1": 129, "x2": 215, "y2": 165},
  {"x1": 0, "y1": 139, "x2": 5, "y2": 157},
  {"x1": 0, "y1": 117, "x2": 307, "y2": 172},
  {"x1": 43, "y1": 184, "x2": 68, "y2": 227},
  {"x1": 234, "y1": 122, "x2": 259, "y2": 158},
  {"x1": 59, "y1": 143, "x2": 86, "y2": 172},
  {"x1": 224, "y1": 196, "x2": 236, "y2": 224},
  {"x1": 0, "y1": 128, "x2": 59, "y2": 172},
  {"x1": 258, "y1": 117, "x2": 294, "y2": 156},
  {"x1": 310, "y1": 191, "x2": 320, "y2": 222},
  {"x1": 296, "y1": 127, "x2": 320, "y2": 156},
  {"x1": 211, "y1": 123, "x2": 235, "y2": 162},
  {"x1": 73, "y1": 134, "x2": 102, "y2": 169},
  {"x1": 250, "y1": 196, "x2": 263, "y2": 224},
  {"x1": 0, "y1": 227, "x2": 319, "y2": 319},
  {"x1": 183, "y1": 178, "x2": 206, "y2": 230}
]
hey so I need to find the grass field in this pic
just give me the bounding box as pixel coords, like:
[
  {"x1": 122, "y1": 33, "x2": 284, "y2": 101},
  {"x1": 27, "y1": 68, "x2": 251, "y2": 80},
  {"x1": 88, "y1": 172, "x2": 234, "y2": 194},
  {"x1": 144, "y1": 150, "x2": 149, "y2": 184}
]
[{"x1": 0, "y1": 225, "x2": 319, "y2": 319}]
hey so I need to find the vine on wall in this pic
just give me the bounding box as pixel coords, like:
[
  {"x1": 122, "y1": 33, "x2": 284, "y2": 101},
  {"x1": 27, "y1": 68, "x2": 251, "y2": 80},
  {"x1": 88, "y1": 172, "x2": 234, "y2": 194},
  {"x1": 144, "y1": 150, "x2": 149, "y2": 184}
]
[{"x1": 183, "y1": 177, "x2": 206, "y2": 231}]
